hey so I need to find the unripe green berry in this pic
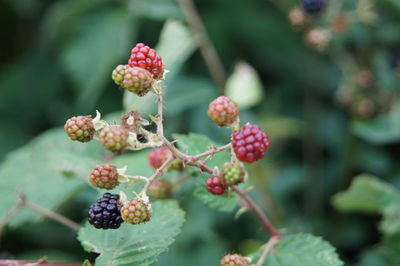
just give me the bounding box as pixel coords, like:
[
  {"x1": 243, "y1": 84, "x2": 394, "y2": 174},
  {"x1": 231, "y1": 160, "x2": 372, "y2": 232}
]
[
  {"x1": 121, "y1": 198, "x2": 151, "y2": 224},
  {"x1": 122, "y1": 67, "x2": 154, "y2": 96},
  {"x1": 222, "y1": 162, "x2": 245, "y2": 185},
  {"x1": 64, "y1": 115, "x2": 95, "y2": 143},
  {"x1": 99, "y1": 125, "x2": 128, "y2": 153},
  {"x1": 112, "y1": 64, "x2": 130, "y2": 86},
  {"x1": 220, "y1": 253, "x2": 249, "y2": 266}
]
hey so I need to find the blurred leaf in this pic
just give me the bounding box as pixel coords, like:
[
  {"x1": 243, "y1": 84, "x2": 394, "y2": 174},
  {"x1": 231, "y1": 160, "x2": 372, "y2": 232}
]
[
  {"x1": 127, "y1": 0, "x2": 181, "y2": 21},
  {"x1": 332, "y1": 174, "x2": 398, "y2": 214},
  {"x1": 332, "y1": 174, "x2": 400, "y2": 236},
  {"x1": 123, "y1": 92, "x2": 158, "y2": 115},
  {"x1": 249, "y1": 234, "x2": 343, "y2": 266},
  {"x1": 156, "y1": 20, "x2": 196, "y2": 78},
  {"x1": 17, "y1": 249, "x2": 80, "y2": 262},
  {"x1": 78, "y1": 200, "x2": 185, "y2": 266},
  {"x1": 226, "y1": 61, "x2": 264, "y2": 109},
  {"x1": 351, "y1": 100, "x2": 400, "y2": 145},
  {"x1": 358, "y1": 236, "x2": 400, "y2": 266},
  {"x1": 0, "y1": 128, "x2": 102, "y2": 227},
  {"x1": 164, "y1": 77, "x2": 217, "y2": 116},
  {"x1": 60, "y1": 8, "x2": 134, "y2": 111}
]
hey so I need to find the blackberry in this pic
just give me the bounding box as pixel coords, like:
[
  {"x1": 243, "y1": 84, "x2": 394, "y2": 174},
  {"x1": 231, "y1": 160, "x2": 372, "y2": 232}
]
[
  {"x1": 88, "y1": 193, "x2": 123, "y2": 229},
  {"x1": 300, "y1": 0, "x2": 327, "y2": 14}
]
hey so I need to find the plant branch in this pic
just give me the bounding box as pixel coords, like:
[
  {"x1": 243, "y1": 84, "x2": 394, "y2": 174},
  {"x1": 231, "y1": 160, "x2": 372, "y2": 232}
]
[
  {"x1": 231, "y1": 186, "x2": 280, "y2": 238},
  {"x1": 156, "y1": 91, "x2": 164, "y2": 137},
  {"x1": 191, "y1": 143, "x2": 231, "y2": 161},
  {"x1": 176, "y1": 0, "x2": 227, "y2": 92},
  {"x1": 255, "y1": 235, "x2": 280, "y2": 266},
  {"x1": 16, "y1": 192, "x2": 81, "y2": 232},
  {"x1": 142, "y1": 157, "x2": 175, "y2": 193}
]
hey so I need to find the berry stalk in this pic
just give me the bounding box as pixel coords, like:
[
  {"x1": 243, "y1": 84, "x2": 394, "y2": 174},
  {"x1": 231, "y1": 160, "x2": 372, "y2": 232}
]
[{"x1": 231, "y1": 186, "x2": 280, "y2": 238}]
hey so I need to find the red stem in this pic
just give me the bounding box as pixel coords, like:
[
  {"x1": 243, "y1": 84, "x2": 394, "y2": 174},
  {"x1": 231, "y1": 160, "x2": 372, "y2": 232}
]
[{"x1": 231, "y1": 186, "x2": 280, "y2": 238}]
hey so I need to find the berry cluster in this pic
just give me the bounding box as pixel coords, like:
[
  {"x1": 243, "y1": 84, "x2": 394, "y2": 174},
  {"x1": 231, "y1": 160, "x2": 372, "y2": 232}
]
[
  {"x1": 88, "y1": 193, "x2": 123, "y2": 229},
  {"x1": 64, "y1": 42, "x2": 275, "y2": 265}
]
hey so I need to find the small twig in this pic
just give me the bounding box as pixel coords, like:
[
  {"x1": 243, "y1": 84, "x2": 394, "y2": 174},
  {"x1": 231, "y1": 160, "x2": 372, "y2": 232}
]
[
  {"x1": 0, "y1": 198, "x2": 25, "y2": 236},
  {"x1": 176, "y1": 0, "x2": 227, "y2": 92},
  {"x1": 191, "y1": 143, "x2": 231, "y2": 161},
  {"x1": 256, "y1": 235, "x2": 280, "y2": 266},
  {"x1": 156, "y1": 91, "x2": 164, "y2": 137},
  {"x1": 142, "y1": 157, "x2": 175, "y2": 193},
  {"x1": 231, "y1": 186, "x2": 280, "y2": 238},
  {"x1": 17, "y1": 192, "x2": 81, "y2": 232}
]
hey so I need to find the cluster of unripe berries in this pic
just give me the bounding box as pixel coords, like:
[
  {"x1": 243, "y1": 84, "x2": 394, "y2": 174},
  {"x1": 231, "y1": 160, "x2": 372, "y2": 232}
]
[
  {"x1": 112, "y1": 43, "x2": 164, "y2": 96},
  {"x1": 64, "y1": 43, "x2": 272, "y2": 235}
]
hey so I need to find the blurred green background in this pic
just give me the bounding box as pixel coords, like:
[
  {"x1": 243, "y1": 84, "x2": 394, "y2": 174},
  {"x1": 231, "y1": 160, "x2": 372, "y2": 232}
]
[{"x1": 1, "y1": 0, "x2": 400, "y2": 265}]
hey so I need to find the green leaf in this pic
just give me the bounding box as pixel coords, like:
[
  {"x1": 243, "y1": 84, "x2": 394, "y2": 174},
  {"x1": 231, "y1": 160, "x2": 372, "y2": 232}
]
[
  {"x1": 60, "y1": 8, "x2": 134, "y2": 111},
  {"x1": 193, "y1": 186, "x2": 238, "y2": 212},
  {"x1": 332, "y1": 174, "x2": 400, "y2": 236},
  {"x1": 78, "y1": 200, "x2": 185, "y2": 266},
  {"x1": 0, "y1": 128, "x2": 103, "y2": 227},
  {"x1": 250, "y1": 234, "x2": 343, "y2": 266},
  {"x1": 332, "y1": 174, "x2": 398, "y2": 214},
  {"x1": 226, "y1": 61, "x2": 264, "y2": 109}
]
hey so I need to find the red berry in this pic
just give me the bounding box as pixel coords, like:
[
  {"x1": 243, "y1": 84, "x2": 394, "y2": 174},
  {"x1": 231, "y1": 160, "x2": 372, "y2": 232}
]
[
  {"x1": 220, "y1": 253, "x2": 250, "y2": 266},
  {"x1": 128, "y1": 43, "x2": 164, "y2": 80},
  {"x1": 148, "y1": 147, "x2": 172, "y2": 169},
  {"x1": 232, "y1": 123, "x2": 270, "y2": 163},
  {"x1": 206, "y1": 176, "x2": 227, "y2": 195},
  {"x1": 89, "y1": 164, "x2": 119, "y2": 190},
  {"x1": 208, "y1": 96, "x2": 239, "y2": 127}
]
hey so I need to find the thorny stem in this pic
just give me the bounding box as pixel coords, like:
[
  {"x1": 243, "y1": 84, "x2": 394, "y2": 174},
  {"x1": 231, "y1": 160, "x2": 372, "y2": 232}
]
[
  {"x1": 156, "y1": 91, "x2": 164, "y2": 137},
  {"x1": 176, "y1": 0, "x2": 227, "y2": 93},
  {"x1": 191, "y1": 143, "x2": 231, "y2": 161},
  {"x1": 255, "y1": 235, "x2": 280, "y2": 266},
  {"x1": 231, "y1": 186, "x2": 280, "y2": 238}
]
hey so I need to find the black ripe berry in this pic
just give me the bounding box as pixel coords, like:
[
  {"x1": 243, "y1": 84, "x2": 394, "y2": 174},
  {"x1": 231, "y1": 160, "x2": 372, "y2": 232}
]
[
  {"x1": 88, "y1": 193, "x2": 123, "y2": 229},
  {"x1": 300, "y1": 0, "x2": 327, "y2": 14}
]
